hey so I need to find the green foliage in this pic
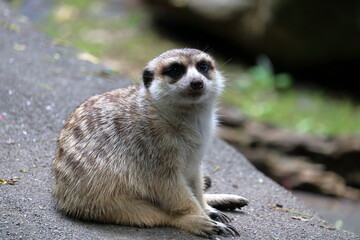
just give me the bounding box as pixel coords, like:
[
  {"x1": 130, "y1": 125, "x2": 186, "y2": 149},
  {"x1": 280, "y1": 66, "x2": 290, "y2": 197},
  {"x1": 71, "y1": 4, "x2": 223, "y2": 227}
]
[
  {"x1": 222, "y1": 57, "x2": 360, "y2": 137},
  {"x1": 37, "y1": 0, "x2": 177, "y2": 82},
  {"x1": 38, "y1": 1, "x2": 114, "y2": 56},
  {"x1": 26, "y1": 0, "x2": 360, "y2": 137},
  {"x1": 249, "y1": 55, "x2": 293, "y2": 90}
]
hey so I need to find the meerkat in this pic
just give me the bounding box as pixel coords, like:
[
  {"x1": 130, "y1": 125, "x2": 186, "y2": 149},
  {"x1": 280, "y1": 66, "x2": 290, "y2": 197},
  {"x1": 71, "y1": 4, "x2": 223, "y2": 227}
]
[{"x1": 52, "y1": 48, "x2": 248, "y2": 238}]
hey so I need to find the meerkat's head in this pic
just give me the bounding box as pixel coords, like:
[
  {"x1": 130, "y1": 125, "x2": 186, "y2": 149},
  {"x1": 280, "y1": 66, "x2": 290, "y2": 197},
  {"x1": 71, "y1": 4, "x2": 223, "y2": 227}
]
[{"x1": 142, "y1": 48, "x2": 225, "y2": 106}]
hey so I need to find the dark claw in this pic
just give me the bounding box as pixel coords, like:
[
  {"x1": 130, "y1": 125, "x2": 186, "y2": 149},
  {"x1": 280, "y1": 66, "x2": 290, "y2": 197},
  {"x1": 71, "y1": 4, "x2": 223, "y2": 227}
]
[
  {"x1": 226, "y1": 223, "x2": 240, "y2": 236},
  {"x1": 203, "y1": 176, "x2": 212, "y2": 191},
  {"x1": 206, "y1": 209, "x2": 231, "y2": 223},
  {"x1": 216, "y1": 212, "x2": 231, "y2": 223},
  {"x1": 213, "y1": 221, "x2": 240, "y2": 237}
]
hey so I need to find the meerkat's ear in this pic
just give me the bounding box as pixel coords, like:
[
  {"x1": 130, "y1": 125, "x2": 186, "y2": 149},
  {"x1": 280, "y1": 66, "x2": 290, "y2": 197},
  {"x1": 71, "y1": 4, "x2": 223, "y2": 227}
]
[{"x1": 142, "y1": 68, "x2": 154, "y2": 88}]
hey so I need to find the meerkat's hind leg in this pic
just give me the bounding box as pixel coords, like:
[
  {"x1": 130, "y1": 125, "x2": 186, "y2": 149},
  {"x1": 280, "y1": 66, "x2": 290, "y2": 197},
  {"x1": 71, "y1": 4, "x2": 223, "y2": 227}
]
[
  {"x1": 103, "y1": 199, "x2": 174, "y2": 227},
  {"x1": 110, "y1": 199, "x2": 239, "y2": 237},
  {"x1": 205, "y1": 194, "x2": 249, "y2": 211}
]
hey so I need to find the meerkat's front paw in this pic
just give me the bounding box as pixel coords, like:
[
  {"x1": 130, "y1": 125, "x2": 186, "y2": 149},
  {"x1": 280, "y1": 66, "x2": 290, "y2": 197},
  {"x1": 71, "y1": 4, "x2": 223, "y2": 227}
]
[
  {"x1": 205, "y1": 206, "x2": 231, "y2": 223},
  {"x1": 212, "y1": 221, "x2": 239, "y2": 238},
  {"x1": 205, "y1": 194, "x2": 249, "y2": 211},
  {"x1": 175, "y1": 215, "x2": 239, "y2": 238}
]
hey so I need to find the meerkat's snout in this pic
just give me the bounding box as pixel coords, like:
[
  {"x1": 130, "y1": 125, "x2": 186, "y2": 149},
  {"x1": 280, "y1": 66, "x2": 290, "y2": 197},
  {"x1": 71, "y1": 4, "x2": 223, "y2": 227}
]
[
  {"x1": 190, "y1": 79, "x2": 204, "y2": 90},
  {"x1": 181, "y1": 67, "x2": 207, "y2": 99},
  {"x1": 186, "y1": 67, "x2": 206, "y2": 90}
]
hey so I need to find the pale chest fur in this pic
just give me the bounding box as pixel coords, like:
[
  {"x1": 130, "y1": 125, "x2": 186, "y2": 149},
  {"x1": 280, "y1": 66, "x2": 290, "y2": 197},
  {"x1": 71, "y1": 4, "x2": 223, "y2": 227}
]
[{"x1": 156, "y1": 105, "x2": 217, "y2": 182}]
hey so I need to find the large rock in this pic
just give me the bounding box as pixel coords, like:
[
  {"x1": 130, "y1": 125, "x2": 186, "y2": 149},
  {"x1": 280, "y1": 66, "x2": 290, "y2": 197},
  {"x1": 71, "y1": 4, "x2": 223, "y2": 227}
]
[{"x1": 217, "y1": 111, "x2": 360, "y2": 200}]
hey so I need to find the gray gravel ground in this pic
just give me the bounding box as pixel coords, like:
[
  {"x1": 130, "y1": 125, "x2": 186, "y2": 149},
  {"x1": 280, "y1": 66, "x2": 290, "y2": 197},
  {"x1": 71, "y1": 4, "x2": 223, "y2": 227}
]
[{"x1": 0, "y1": 1, "x2": 359, "y2": 239}]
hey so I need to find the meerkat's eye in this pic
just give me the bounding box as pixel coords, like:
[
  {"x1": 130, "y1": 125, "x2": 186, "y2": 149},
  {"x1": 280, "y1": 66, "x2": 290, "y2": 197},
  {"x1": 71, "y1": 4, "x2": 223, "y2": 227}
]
[
  {"x1": 162, "y1": 63, "x2": 186, "y2": 81},
  {"x1": 196, "y1": 60, "x2": 211, "y2": 74}
]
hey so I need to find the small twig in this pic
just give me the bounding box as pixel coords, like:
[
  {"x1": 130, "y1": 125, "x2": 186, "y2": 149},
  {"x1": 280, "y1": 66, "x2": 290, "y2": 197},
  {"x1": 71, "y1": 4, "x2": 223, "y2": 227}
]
[{"x1": 272, "y1": 206, "x2": 313, "y2": 218}]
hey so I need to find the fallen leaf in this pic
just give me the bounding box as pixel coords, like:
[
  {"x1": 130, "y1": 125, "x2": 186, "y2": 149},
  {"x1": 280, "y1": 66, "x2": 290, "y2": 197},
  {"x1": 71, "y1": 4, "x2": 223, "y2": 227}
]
[
  {"x1": 54, "y1": 4, "x2": 78, "y2": 22},
  {"x1": 0, "y1": 177, "x2": 18, "y2": 185},
  {"x1": 19, "y1": 16, "x2": 28, "y2": 23},
  {"x1": 6, "y1": 179, "x2": 15, "y2": 185},
  {"x1": 52, "y1": 38, "x2": 67, "y2": 46},
  {"x1": 335, "y1": 219, "x2": 343, "y2": 229},
  {"x1": 3, "y1": 22, "x2": 20, "y2": 32},
  {"x1": 53, "y1": 53, "x2": 61, "y2": 61},
  {"x1": 37, "y1": 82, "x2": 54, "y2": 91},
  {"x1": 19, "y1": 169, "x2": 28, "y2": 173},
  {"x1": 13, "y1": 43, "x2": 26, "y2": 51},
  {"x1": 77, "y1": 52, "x2": 99, "y2": 64},
  {"x1": 212, "y1": 165, "x2": 221, "y2": 173}
]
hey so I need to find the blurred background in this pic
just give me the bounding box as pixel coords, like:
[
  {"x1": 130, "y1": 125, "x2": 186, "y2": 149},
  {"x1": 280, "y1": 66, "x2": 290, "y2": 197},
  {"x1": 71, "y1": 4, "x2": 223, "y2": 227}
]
[{"x1": 8, "y1": 0, "x2": 360, "y2": 233}]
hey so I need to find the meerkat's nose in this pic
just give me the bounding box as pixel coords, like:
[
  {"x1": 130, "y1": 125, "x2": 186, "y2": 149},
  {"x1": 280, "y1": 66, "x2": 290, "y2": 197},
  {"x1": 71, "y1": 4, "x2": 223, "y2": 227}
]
[{"x1": 190, "y1": 80, "x2": 204, "y2": 90}]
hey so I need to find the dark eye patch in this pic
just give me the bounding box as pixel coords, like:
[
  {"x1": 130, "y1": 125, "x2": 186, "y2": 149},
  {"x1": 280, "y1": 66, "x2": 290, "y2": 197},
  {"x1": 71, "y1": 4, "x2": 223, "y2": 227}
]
[
  {"x1": 162, "y1": 63, "x2": 186, "y2": 81},
  {"x1": 142, "y1": 69, "x2": 154, "y2": 88},
  {"x1": 196, "y1": 60, "x2": 212, "y2": 75}
]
